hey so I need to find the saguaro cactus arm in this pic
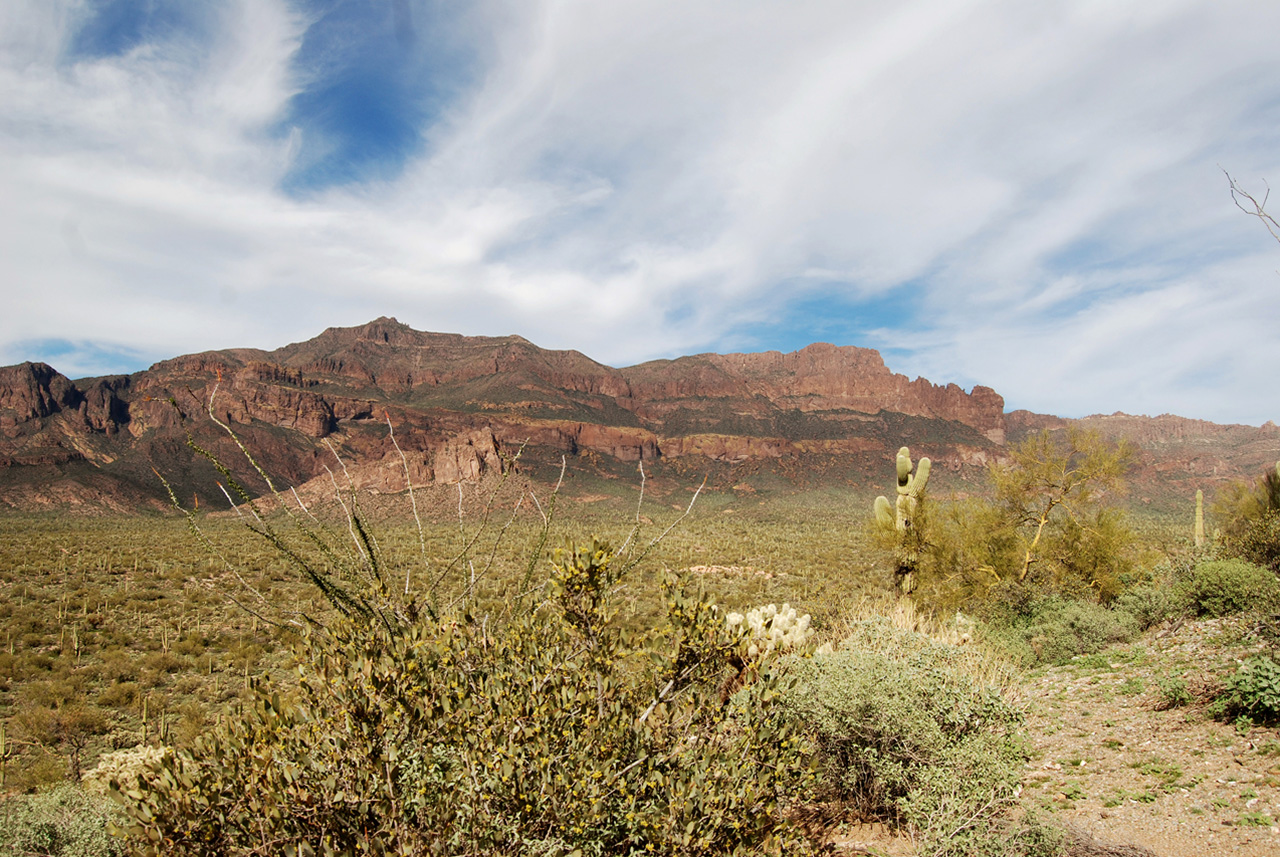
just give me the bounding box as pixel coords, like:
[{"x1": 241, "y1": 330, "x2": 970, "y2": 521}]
[
  {"x1": 894, "y1": 447, "x2": 931, "y2": 497},
  {"x1": 874, "y1": 495, "x2": 894, "y2": 528}
]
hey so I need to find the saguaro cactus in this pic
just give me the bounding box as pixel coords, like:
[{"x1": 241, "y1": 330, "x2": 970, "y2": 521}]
[
  {"x1": 874, "y1": 446, "x2": 931, "y2": 595},
  {"x1": 1194, "y1": 489, "x2": 1205, "y2": 549}
]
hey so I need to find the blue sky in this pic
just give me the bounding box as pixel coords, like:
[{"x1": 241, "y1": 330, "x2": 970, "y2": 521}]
[{"x1": 2, "y1": 0, "x2": 1279, "y2": 425}]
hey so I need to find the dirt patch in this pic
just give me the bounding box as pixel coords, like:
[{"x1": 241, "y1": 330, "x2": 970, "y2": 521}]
[{"x1": 1020, "y1": 617, "x2": 1280, "y2": 857}]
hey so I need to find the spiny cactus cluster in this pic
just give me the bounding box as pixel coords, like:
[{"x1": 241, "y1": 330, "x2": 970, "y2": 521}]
[
  {"x1": 81, "y1": 744, "x2": 170, "y2": 795},
  {"x1": 873, "y1": 446, "x2": 931, "y2": 594},
  {"x1": 726, "y1": 602, "x2": 813, "y2": 658}
]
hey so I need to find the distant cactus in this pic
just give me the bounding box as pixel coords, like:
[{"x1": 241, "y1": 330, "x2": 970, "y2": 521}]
[
  {"x1": 1195, "y1": 489, "x2": 1205, "y2": 549},
  {"x1": 874, "y1": 446, "x2": 931, "y2": 595}
]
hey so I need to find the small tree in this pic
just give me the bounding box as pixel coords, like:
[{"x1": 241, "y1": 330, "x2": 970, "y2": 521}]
[
  {"x1": 1214, "y1": 461, "x2": 1280, "y2": 572},
  {"x1": 924, "y1": 428, "x2": 1137, "y2": 606},
  {"x1": 992, "y1": 428, "x2": 1135, "y2": 585}
]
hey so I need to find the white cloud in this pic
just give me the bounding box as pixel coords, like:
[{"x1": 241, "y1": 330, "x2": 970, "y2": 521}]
[{"x1": 1, "y1": 0, "x2": 1279, "y2": 423}]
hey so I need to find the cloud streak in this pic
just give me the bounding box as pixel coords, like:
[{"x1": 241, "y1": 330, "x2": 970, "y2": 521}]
[{"x1": 1, "y1": 0, "x2": 1278, "y2": 425}]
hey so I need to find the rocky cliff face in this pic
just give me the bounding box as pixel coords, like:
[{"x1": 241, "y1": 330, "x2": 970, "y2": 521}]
[
  {"x1": 0, "y1": 363, "x2": 79, "y2": 423},
  {"x1": 1075, "y1": 413, "x2": 1280, "y2": 497},
  {"x1": 619, "y1": 343, "x2": 1007, "y2": 443},
  {"x1": 2, "y1": 318, "x2": 1274, "y2": 511}
]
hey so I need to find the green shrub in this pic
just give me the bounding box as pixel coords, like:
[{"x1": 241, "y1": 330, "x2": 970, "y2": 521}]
[
  {"x1": 1154, "y1": 674, "x2": 1193, "y2": 709},
  {"x1": 1234, "y1": 511, "x2": 1280, "y2": 573},
  {"x1": 985, "y1": 598, "x2": 1139, "y2": 666},
  {"x1": 0, "y1": 783, "x2": 125, "y2": 856},
  {"x1": 1112, "y1": 578, "x2": 1179, "y2": 631},
  {"x1": 1214, "y1": 465, "x2": 1280, "y2": 572},
  {"x1": 1178, "y1": 559, "x2": 1279, "y2": 618},
  {"x1": 783, "y1": 618, "x2": 1029, "y2": 856},
  {"x1": 115, "y1": 540, "x2": 813, "y2": 856},
  {"x1": 1221, "y1": 654, "x2": 1280, "y2": 725}
]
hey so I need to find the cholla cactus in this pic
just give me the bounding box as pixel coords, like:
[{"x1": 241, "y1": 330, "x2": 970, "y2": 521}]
[
  {"x1": 726, "y1": 602, "x2": 813, "y2": 659},
  {"x1": 873, "y1": 446, "x2": 931, "y2": 595},
  {"x1": 81, "y1": 744, "x2": 170, "y2": 794}
]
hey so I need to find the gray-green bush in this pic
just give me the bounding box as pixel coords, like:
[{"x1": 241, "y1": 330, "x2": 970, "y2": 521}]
[
  {"x1": 782, "y1": 617, "x2": 1036, "y2": 857},
  {"x1": 0, "y1": 783, "x2": 124, "y2": 857},
  {"x1": 983, "y1": 597, "x2": 1140, "y2": 667}
]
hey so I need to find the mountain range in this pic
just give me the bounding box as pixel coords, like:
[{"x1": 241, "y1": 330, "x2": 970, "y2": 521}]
[{"x1": 1, "y1": 317, "x2": 1276, "y2": 513}]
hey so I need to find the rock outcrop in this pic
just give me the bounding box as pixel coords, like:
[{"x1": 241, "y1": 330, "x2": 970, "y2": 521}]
[
  {"x1": 433, "y1": 429, "x2": 503, "y2": 484},
  {"x1": 620, "y1": 343, "x2": 1007, "y2": 443},
  {"x1": 0, "y1": 362, "x2": 80, "y2": 424}
]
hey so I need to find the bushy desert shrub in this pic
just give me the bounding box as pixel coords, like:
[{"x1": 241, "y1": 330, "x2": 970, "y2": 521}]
[
  {"x1": 0, "y1": 783, "x2": 125, "y2": 857},
  {"x1": 782, "y1": 617, "x2": 1028, "y2": 857},
  {"x1": 1214, "y1": 464, "x2": 1280, "y2": 572},
  {"x1": 1177, "y1": 558, "x2": 1279, "y2": 618},
  {"x1": 1111, "y1": 576, "x2": 1179, "y2": 631},
  {"x1": 1233, "y1": 511, "x2": 1280, "y2": 572},
  {"x1": 980, "y1": 596, "x2": 1139, "y2": 667},
  {"x1": 1221, "y1": 654, "x2": 1280, "y2": 725},
  {"x1": 115, "y1": 539, "x2": 812, "y2": 856}
]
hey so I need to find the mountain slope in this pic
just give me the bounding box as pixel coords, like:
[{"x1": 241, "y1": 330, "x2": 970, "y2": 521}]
[{"x1": 0, "y1": 318, "x2": 1274, "y2": 512}]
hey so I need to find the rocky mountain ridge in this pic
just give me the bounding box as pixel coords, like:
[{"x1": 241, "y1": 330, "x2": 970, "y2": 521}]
[{"x1": 0, "y1": 318, "x2": 1275, "y2": 511}]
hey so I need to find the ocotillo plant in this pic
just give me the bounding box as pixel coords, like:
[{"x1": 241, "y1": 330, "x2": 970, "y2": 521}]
[{"x1": 874, "y1": 446, "x2": 931, "y2": 595}]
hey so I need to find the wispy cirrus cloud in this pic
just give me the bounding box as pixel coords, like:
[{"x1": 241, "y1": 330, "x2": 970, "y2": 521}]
[{"x1": 1, "y1": 0, "x2": 1278, "y2": 422}]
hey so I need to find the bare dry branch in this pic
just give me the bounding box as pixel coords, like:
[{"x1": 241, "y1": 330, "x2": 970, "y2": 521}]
[{"x1": 1224, "y1": 168, "x2": 1280, "y2": 245}]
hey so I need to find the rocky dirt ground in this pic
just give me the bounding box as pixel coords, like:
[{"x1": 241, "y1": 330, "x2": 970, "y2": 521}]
[
  {"x1": 816, "y1": 615, "x2": 1280, "y2": 856},
  {"x1": 1021, "y1": 615, "x2": 1280, "y2": 857}
]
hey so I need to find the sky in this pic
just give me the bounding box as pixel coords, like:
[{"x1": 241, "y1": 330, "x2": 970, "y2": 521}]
[{"x1": 2, "y1": 0, "x2": 1279, "y2": 426}]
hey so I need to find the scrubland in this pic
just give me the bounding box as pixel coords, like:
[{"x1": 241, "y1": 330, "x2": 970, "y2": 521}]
[{"x1": 0, "y1": 436, "x2": 1277, "y2": 856}]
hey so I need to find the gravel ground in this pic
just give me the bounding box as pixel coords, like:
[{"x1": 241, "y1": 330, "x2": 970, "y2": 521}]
[{"x1": 1021, "y1": 616, "x2": 1280, "y2": 857}]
